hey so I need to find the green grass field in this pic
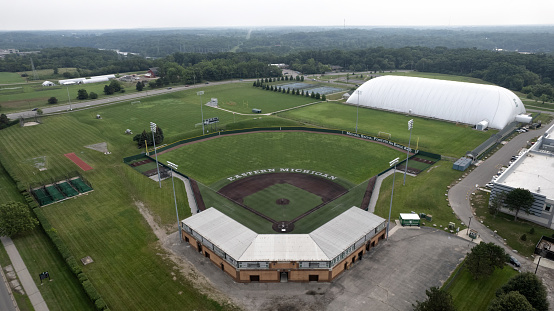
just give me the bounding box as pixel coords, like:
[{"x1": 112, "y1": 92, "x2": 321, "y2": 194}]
[
  {"x1": 472, "y1": 190, "x2": 554, "y2": 256},
  {"x1": 158, "y1": 132, "x2": 404, "y2": 187},
  {"x1": 0, "y1": 73, "x2": 500, "y2": 310},
  {"x1": 374, "y1": 161, "x2": 463, "y2": 228},
  {"x1": 278, "y1": 102, "x2": 494, "y2": 158},
  {"x1": 446, "y1": 266, "x2": 518, "y2": 311},
  {"x1": 243, "y1": 183, "x2": 323, "y2": 221},
  {"x1": 0, "y1": 72, "x2": 26, "y2": 84}
]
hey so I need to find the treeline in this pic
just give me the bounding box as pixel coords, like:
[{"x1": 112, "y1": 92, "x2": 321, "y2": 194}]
[
  {"x1": 0, "y1": 47, "x2": 153, "y2": 76},
  {"x1": 3, "y1": 27, "x2": 554, "y2": 57}
]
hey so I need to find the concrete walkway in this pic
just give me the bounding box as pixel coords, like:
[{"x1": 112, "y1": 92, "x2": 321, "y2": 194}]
[{"x1": 0, "y1": 236, "x2": 49, "y2": 311}]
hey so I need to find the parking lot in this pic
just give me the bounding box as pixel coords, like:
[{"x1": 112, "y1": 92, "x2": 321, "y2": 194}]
[{"x1": 167, "y1": 226, "x2": 473, "y2": 311}]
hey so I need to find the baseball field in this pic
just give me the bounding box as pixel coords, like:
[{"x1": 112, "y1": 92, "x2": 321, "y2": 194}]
[{"x1": 0, "y1": 79, "x2": 495, "y2": 310}]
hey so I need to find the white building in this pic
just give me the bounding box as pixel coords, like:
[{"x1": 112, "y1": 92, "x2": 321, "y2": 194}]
[
  {"x1": 347, "y1": 76, "x2": 527, "y2": 129},
  {"x1": 42, "y1": 81, "x2": 55, "y2": 86},
  {"x1": 491, "y1": 124, "x2": 554, "y2": 229}
]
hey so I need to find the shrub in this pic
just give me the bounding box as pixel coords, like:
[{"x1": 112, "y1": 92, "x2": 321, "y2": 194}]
[
  {"x1": 95, "y1": 298, "x2": 107, "y2": 310},
  {"x1": 83, "y1": 280, "x2": 101, "y2": 301},
  {"x1": 90, "y1": 92, "x2": 98, "y2": 99},
  {"x1": 529, "y1": 227, "x2": 535, "y2": 234},
  {"x1": 521, "y1": 234, "x2": 527, "y2": 241}
]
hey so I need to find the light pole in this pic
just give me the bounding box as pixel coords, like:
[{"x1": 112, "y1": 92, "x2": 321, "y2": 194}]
[
  {"x1": 355, "y1": 90, "x2": 362, "y2": 133},
  {"x1": 387, "y1": 157, "x2": 400, "y2": 240},
  {"x1": 466, "y1": 216, "x2": 473, "y2": 235},
  {"x1": 150, "y1": 122, "x2": 162, "y2": 188},
  {"x1": 66, "y1": 85, "x2": 72, "y2": 111},
  {"x1": 167, "y1": 161, "x2": 182, "y2": 242},
  {"x1": 197, "y1": 91, "x2": 204, "y2": 134},
  {"x1": 403, "y1": 119, "x2": 414, "y2": 186}
]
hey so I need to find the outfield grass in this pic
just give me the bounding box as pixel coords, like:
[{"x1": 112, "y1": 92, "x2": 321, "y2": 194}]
[
  {"x1": 278, "y1": 102, "x2": 494, "y2": 157},
  {"x1": 472, "y1": 190, "x2": 554, "y2": 256},
  {"x1": 446, "y1": 266, "x2": 518, "y2": 311},
  {"x1": 158, "y1": 132, "x2": 404, "y2": 187},
  {"x1": 243, "y1": 183, "x2": 323, "y2": 221},
  {"x1": 374, "y1": 161, "x2": 463, "y2": 228}
]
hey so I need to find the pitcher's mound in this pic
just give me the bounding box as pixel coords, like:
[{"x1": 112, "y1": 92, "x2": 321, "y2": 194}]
[{"x1": 276, "y1": 198, "x2": 290, "y2": 205}]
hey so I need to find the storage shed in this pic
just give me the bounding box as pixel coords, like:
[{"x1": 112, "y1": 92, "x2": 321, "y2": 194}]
[
  {"x1": 399, "y1": 213, "x2": 420, "y2": 226},
  {"x1": 453, "y1": 157, "x2": 472, "y2": 171}
]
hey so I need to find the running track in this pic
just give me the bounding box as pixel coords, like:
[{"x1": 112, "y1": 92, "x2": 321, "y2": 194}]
[{"x1": 64, "y1": 153, "x2": 93, "y2": 171}]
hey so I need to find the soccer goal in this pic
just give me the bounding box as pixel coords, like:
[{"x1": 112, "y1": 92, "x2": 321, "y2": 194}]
[{"x1": 378, "y1": 131, "x2": 391, "y2": 139}]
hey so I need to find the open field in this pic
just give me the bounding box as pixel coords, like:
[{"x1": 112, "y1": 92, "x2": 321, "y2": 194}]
[
  {"x1": 278, "y1": 101, "x2": 495, "y2": 157},
  {"x1": 446, "y1": 265, "x2": 518, "y2": 311},
  {"x1": 0, "y1": 72, "x2": 26, "y2": 84},
  {"x1": 374, "y1": 161, "x2": 464, "y2": 228},
  {"x1": 0, "y1": 79, "x2": 141, "y2": 113},
  {"x1": 472, "y1": 190, "x2": 554, "y2": 256}
]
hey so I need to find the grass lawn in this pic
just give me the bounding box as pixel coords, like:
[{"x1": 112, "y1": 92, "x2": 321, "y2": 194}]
[
  {"x1": 0, "y1": 72, "x2": 26, "y2": 84},
  {"x1": 198, "y1": 82, "x2": 315, "y2": 114},
  {"x1": 446, "y1": 266, "x2": 518, "y2": 311},
  {"x1": 158, "y1": 131, "x2": 404, "y2": 187},
  {"x1": 278, "y1": 102, "x2": 494, "y2": 158},
  {"x1": 243, "y1": 183, "x2": 323, "y2": 221},
  {"x1": 472, "y1": 190, "x2": 554, "y2": 256},
  {"x1": 375, "y1": 161, "x2": 464, "y2": 228}
]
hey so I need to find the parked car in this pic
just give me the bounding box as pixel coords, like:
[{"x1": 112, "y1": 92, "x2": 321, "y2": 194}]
[
  {"x1": 509, "y1": 256, "x2": 521, "y2": 267},
  {"x1": 167, "y1": 87, "x2": 172, "y2": 90},
  {"x1": 32, "y1": 108, "x2": 38, "y2": 111}
]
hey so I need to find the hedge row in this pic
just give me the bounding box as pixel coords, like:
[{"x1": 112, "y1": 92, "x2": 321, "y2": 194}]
[
  {"x1": 0, "y1": 154, "x2": 109, "y2": 310},
  {"x1": 34, "y1": 208, "x2": 110, "y2": 310}
]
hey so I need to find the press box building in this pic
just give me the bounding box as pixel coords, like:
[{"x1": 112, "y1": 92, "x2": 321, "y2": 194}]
[
  {"x1": 181, "y1": 207, "x2": 386, "y2": 282},
  {"x1": 490, "y1": 124, "x2": 554, "y2": 229}
]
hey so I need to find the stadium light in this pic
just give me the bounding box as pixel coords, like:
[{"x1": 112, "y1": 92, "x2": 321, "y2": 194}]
[
  {"x1": 387, "y1": 157, "x2": 400, "y2": 241},
  {"x1": 66, "y1": 86, "x2": 72, "y2": 111},
  {"x1": 355, "y1": 90, "x2": 362, "y2": 133},
  {"x1": 403, "y1": 119, "x2": 414, "y2": 186},
  {"x1": 167, "y1": 161, "x2": 182, "y2": 242},
  {"x1": 150, "y1": 122, "x2": 162, "y2": 188},
  {"x1": 197, "y1": 91, "x2": 205, "y2": 134}
]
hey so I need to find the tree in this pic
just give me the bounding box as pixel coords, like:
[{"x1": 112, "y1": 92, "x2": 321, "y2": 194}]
[
  {"x1": 322, "y1": 94, "x2": 327, "y2": 101},
  {"x1": 53, "y1": 67, "x2": 59, "y2": 75},
  {"x1": 496, "y1": 272, "x2": 549, "y2": 311},
  {"x1": 103, "y1": 85, "x2": 115, "y2": 95},
  {"x1": 36, "y1": 109, "x2": 43, "y2": 115},
  {"x1": 504, "y1": 188, "x2": 534, "y2": 221},
  {"x1": 465, "y1": 242, "x2": 509, "y2": 280},
  {"x1": 488, "y1": 291, "x2": 534, "y2": 311},
  {"x1": 540, "y1": 94, "x2": 548, "y2": 104},
  {"x1": 0, "y1": 202, "x2": 39, "y2": 237},
  {"x1": 109, "y1": 80, "x2": 123, "y2": 92},
  {"x1": 489, "y1": 191, "x2": 507, "y2": 217},
  {"x1": 412, "y1": 287, "x2": 456, "y2": 311},
  {"x1": 136, "y1": 81, "x2": 144, "y2": 91},
  {"x1": 89, "y1": 92, "x2": 98, "y2": 99},
  {"x1": 77, "y1": 89, "x2": 89, "y2": 100},
  {"x1": 48, "y1": 97, "x2": 58, "y2": 105}
]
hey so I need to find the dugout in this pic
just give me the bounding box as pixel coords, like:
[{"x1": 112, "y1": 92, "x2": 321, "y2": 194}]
[{"x1": 399, "y1": 213, "x2": 420, "y2": 227}]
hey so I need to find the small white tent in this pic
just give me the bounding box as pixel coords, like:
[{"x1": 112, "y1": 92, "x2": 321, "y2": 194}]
[{"x1": 42, "y1": 81, "x2": 55, "y2": 86}]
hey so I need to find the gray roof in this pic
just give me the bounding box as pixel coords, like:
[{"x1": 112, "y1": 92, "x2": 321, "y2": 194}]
[
  {"x1": 182, "y1": 207, "x2": 385, "y2": 262},
  {"x1": 182, "y1": 208, "x2": 257, "y2": 260},
  {"x1": 310, "y1": 207, "x2": 385, "y2": 259}
]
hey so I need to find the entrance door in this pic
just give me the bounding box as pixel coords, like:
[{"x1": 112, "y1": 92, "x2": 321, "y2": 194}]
[
  {"x1": 280, "y1": 272, "x2": 288, "y2": 283},
  {"x1": 309, "y1": 275, "x2": 319, "y2": 282},
  {"x1": 220, "y1": 263, "x2": 225, "y2": 271},
  {"x1": 358, "y1": 251, "x2": 363, "y2": 261},
  {"x1": 197, "y1": 242, "x2": 203, "y2": 253},
  {"x1": 250, "y1": 275, "x2": 260, "y2": 282},
  {"x1": 205, "y1": 252, "x2": 210, "y2": 259}
]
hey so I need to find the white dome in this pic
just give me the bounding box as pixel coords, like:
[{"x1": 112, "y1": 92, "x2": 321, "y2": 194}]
[{"x1": 346, "y1": 76, "x2": 526, "y2": 129}]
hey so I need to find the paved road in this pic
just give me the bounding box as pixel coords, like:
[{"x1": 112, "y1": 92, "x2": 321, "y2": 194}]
[
  {"x1": 0, "y1": 263, "x2": 17, "y2": 311},
  {"x1": 448, "y1": 118, "x2": 554, "y2": 266},
  {"x1": 6, "y1": 79, "x2": 252, "y2": 120}
]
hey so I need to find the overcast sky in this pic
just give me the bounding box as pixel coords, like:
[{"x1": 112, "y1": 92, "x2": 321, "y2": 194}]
[{"x1": 2, "y1": 0, "x2": 553, "y2": 31}]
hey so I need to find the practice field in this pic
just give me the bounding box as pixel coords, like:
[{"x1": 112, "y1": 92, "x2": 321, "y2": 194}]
[{"x1": 279, "y1": 101, "x2": 495, "y2": 157}]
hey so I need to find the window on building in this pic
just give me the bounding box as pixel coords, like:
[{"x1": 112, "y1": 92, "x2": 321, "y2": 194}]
[{"x1": 545, "y1": 204, "x2": 552, "y2": 212}]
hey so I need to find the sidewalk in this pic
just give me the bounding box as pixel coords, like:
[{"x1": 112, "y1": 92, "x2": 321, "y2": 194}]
[{"x1": 0, "y1": 237, "x2": 49, "y2": 311}]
